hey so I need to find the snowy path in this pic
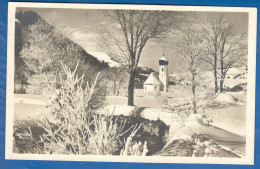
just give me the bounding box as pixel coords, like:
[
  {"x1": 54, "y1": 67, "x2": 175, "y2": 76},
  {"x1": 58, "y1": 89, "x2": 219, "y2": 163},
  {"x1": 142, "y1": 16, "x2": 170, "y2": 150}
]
[{"x1": 14, "y1": 94, "x2": 49, "y2": 120}]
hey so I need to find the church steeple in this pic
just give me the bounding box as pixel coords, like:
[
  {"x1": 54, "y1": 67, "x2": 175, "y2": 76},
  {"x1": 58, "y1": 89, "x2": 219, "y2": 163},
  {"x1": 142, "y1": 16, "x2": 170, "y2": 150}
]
[
  {"x1": 159, "y1": 53, "x2": 169, "y2": 92},
  {"x1": 163, "y1": 47, "x2": 165, "y2": 56}
]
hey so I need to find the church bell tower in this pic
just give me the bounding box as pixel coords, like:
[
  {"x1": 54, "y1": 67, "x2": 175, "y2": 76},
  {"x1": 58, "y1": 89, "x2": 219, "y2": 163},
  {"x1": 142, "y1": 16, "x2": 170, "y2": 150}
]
[{"x1": 159, "y1": 55, "x2": 168, "y2": 92}]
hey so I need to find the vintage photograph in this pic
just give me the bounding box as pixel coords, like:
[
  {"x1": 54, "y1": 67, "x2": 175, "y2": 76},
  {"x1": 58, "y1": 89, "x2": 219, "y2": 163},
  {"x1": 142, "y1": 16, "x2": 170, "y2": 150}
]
[{"x1": 5, "y1": 2, "x2": 256, "y2": 164}]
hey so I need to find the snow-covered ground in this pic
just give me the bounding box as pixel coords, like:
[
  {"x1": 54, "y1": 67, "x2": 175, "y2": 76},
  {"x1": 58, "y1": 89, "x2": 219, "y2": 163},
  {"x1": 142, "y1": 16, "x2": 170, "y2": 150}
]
[
  {"x1": 14, "y1": 103, "x2": 49, "y2": 120},
  {"x1": 155, "y1": 114, "x2": 245, "y2": 157},
  {"x1": 13, "y1": 91, "x2": 247, "y2": 156},
  {"x1": 106, "y1": 92, "x2": 247, "y2": 138},
  {"x1": 14, "y1": 92, "x2": 247, "y2": 135},
  {"x1": 14, "y1": 94, "x2": 49, "y2": 120},
  {"x1": 206, "y1": 92, "x2": 246, "y2": 136},
  {"x1": 14, "y1": 94, "x2": 48, "y2": 106}
]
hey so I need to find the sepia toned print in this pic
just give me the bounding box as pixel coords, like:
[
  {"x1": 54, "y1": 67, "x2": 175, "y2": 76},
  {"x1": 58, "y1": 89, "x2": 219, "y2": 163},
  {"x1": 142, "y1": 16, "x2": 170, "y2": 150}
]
[{"x1": 5, "y1": 2, "x2": 256, "y2": 164}]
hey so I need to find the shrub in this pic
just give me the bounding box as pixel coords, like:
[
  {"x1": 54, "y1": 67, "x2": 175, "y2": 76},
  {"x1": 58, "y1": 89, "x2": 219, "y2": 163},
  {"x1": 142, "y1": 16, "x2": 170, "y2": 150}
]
[
  {"x1": 13, "y1": 61, "x2": 146, "y2": 155},
  {"x1": 231, "y1": 85, "x2": 243, "y2": 92},
  {"x1": 120, "y1": 125, "x2": 148, "y2": 156},
  {"x1": 86, "y1": 115, "x2": 125, "y2": 155},
  {"x1": 37, "y1": 61, "x2": 125, "y2": 155}
]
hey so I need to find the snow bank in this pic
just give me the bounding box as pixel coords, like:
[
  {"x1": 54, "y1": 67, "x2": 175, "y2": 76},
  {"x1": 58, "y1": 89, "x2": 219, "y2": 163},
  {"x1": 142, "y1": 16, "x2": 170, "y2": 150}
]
[
  {"x1": 211, "y1": 93, "x2": 244, "y2": 105},
  {"x1": 184, "y1": 114, "x2": 209, "y2": 127},
  {"x1": 170, "y1": 114, "x2": 214, "y2": 139},
  {"x1": 141, "y1": 108, "x2": 183, "y2": 134},
  {"x1": 14, "y1": 96, "x2": 47, "y2": 106},
  {"x1": 95, "y1": 104, "x2": 136, "y2": 116},
  {"x1": 165, "y1": 114, "x2": 245, "y2": 149},
  {"x1": 97, "y1": 105, "x2": 184, "y2": 135}
]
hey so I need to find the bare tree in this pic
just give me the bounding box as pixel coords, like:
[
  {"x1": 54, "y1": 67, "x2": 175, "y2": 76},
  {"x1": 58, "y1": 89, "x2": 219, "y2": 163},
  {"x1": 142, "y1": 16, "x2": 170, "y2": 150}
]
[
  {"x1": 200, "y1": 15, "x2": 223, "y2": 94},
  {"x1": 100, "y1": 10, "x2": 182, "y2": 105},
  {"x1": 201, "y1": 14, "x2": 247, "y2": 93},
  {"x1": 177, "y1": 28, "x2": 203, "y2": 114},
  {"x1": 218, "y1": 18, "x2": 247, "y2": 92}
]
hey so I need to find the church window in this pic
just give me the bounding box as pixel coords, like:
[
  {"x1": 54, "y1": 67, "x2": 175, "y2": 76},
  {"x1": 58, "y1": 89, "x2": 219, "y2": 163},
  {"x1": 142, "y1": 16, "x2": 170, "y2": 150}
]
[{"x1": 161, "y1": 67, "x2": 164, "y2": 72}]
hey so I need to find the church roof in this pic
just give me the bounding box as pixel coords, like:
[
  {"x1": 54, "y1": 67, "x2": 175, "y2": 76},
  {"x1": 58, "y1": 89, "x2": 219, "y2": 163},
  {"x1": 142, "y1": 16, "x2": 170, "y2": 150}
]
[
  {"x1": 159, "y1": 56, "x2": 168, "y2": 65},
  {"x1": 159, "y1": 56, "x2": 168, "y2": 61},
  {"x1": 144, "y1": 72, "x2": 163, "y2": 86}
]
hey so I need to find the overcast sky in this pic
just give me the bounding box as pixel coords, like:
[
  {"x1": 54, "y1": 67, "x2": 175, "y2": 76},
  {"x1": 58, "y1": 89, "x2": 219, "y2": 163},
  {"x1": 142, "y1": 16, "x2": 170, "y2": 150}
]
[{"x1": 17, "y1": 7, "x2": 248, "y2": 73}]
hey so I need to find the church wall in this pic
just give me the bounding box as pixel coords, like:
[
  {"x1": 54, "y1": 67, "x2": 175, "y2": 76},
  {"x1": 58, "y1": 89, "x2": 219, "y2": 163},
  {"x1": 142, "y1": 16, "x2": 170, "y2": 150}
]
[
  {"x1": 144, "y1": 84, "x2": 161, "y2": 92},
  {"x1": 144, "y1": 84, "x2": 154, "y2": 92}
]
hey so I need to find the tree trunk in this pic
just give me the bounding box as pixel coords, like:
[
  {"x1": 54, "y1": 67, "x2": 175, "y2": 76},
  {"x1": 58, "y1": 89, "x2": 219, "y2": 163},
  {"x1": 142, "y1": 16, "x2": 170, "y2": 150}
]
[
  {"x1": 213, "y1": 69, "x2": 218, "y2": 94},
  {"x1": 113, "y1": 81, "x2": 116, "y2": 95},
  {"x1": 219, "y1": 58, "x2": 224, "y2": 93},
  {"x1": 21, "y1": 82, "x2": 24, "y2": 93},
  {"x1": 214, "y1": 48, "x2": 218, "y2": 94},
  {"x1": 191, "y1": 74, "x2": 197, "y2": 114},
  {"x1": 220, "y1": 79, "x2": 224, "y2": 93},
  {"x1": 127, "y1": 70, "x2": 136, "y2": 106}
]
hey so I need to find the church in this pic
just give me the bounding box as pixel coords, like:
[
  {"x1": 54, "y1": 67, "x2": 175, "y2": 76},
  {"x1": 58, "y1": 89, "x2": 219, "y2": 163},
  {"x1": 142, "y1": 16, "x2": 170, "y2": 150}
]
[{"x1": 143, "y1": 56, "x2": 169, "y2": 92}]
